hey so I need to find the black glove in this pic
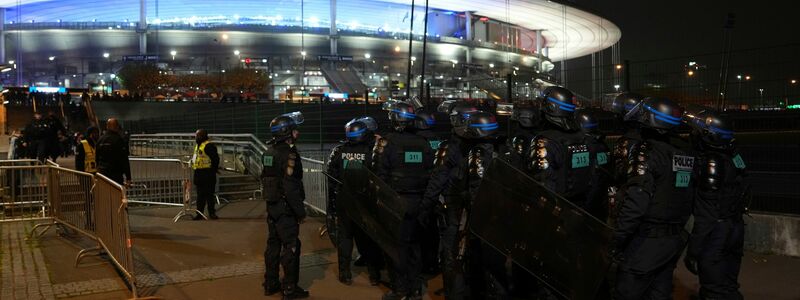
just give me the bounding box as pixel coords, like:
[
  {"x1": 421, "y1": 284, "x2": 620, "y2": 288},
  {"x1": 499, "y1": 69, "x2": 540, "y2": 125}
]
[{"x1": 684, "y1": 255, "x2": 698, "y2": 275}]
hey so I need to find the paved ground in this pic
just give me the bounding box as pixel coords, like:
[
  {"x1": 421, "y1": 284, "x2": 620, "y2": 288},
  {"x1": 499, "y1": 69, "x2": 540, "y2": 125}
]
[{"x1": 2, "y1": 200, "x2": 800, "y2": 299}]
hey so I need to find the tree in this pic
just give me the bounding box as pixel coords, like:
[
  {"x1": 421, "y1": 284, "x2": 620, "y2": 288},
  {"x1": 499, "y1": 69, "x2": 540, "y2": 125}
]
[{"x1": 117, "y1": 64, "x2": 167, "y2": 93}]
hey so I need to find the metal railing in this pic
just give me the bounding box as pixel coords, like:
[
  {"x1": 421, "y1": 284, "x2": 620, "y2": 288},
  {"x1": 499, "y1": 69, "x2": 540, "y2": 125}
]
[
  {"x1": 0, "y1": 165, "x2": 49, "y2": 222},
  {"x1": 128, "y1": 158, "x2": 200, "y2": 222},
  {"x1": 0, "y1": 163, "x2": 138, "y2": 298},
  {"x1": 130, "y1": 133, "x2": 329, "y2": 214}
]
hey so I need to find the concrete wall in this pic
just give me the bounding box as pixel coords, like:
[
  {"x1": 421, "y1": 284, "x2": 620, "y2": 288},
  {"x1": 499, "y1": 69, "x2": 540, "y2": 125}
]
[{"x1": 745, "y1": 213, "x2": 800, "y2": 257}]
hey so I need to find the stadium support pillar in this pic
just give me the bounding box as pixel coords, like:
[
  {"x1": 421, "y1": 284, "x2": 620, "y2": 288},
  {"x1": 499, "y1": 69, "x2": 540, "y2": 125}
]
[
  {"x1": 138, "y1": 0, "x2": 147, "y2": 55},
  {"x1": 535, "y1": 30, "x2": 543, "y2": 70},
  {"x1": 465, "y1": 11, "x2": 473, "y2": 95},
  {"x1": 329, "y1": 0, "x2": 338, "y2": 55},
  {"x1": 0, "y1": 8, "x2": 5, "y2": 65}
]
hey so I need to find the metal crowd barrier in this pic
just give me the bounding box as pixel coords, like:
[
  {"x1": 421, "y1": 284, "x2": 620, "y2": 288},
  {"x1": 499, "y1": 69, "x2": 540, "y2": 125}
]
[
  {"x1": 0, "y1": 165, "x2": 49, "y2": 222},
  {"x1": 302, "y1": 157, "x2": 328, "y2": 214},
  {"x1": 0, "y1": 163, "x2": 139, "y2": 298},
  {"x1": 130, "y1": 134, "x2": 329, "y2": 215},
  {"x1": 128, "y1": 158, "x2": 200, "y2": 222}
]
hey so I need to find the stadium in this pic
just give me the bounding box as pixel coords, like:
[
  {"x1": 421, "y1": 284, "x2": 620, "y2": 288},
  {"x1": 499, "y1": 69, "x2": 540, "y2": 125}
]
[{"x1": 0, "y1": 0, "x2": 620, "y2": 100}]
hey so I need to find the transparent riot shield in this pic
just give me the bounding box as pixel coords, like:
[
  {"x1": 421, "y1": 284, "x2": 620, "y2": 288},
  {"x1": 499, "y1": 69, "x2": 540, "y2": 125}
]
[
  {"x1": 338, "y1": 165, "x2": 407, "y2": 264},
  {"x1": 470, "y1": 158, "x2": 613, "y2": 300}
]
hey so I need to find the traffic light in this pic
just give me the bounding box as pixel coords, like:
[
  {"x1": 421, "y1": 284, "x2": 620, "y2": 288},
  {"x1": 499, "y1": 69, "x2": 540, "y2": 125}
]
[{"x1": 245, "y1": 58, "x2": 252, "y2": 64}]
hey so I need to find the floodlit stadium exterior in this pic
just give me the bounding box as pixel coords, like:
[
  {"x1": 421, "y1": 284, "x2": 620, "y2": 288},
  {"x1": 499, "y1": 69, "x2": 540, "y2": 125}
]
[{"x1": 0, "y1": 0, "x2": 620, "y2": 99}]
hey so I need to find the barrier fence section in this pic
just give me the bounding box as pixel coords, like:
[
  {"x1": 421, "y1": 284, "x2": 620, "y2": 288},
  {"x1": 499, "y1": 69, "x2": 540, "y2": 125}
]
[
  {"x1": 1, "y1": 165, "x2": 49, "y2": 222},
  {"x1": 91, "y1": 174, "x2": 136, "y2": 297},
  {"x1": 130, "y1": 134, "x2": 329, "y2": 215},
  {"x1": 0, "y1": 163, "x2": 139, "y2": 298},
  {"x1": 128, "y1": 158, "x2": 199, "y2": 222}
]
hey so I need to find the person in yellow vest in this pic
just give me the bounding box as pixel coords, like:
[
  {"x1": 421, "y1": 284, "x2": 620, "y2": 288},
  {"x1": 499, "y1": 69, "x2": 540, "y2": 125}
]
[
  {"x1": 192, "y1": 129, "x2": 220, "y2": 220},
  {"x1": 75, "y1": 126, "x2": 99, "y2": 174}
]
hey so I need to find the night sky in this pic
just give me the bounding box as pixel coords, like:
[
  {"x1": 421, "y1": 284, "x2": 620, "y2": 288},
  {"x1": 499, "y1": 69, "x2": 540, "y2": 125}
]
[{"x1": 561, "y1": 0, "x2": 799, "y2": 104}]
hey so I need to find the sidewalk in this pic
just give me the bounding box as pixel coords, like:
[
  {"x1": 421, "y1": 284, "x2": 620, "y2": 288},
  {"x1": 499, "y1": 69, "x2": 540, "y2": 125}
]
[{"x1": 1, "y1": 200, "x2": 798, "y2": 299}]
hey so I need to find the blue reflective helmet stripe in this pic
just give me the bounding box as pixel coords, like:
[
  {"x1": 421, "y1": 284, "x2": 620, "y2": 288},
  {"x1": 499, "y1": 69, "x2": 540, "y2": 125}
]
[
  {"x1": 391, "y1": 109, "x2": 416, "y2": 120},
  {"x1": 547, "y1": 97, "x2": 576, "y2": 112},
  {"x1": 644, "y1": 104, "x2": 681, "y2": 125},
  {"x1": 469, "y1": 122, "x2": 499, "y2": 130},
  {"x1": 426, "y1": 118, "x2": 436, "y2": 125},
  {"x1": 582, "y1": 122, "x2": 599, "y2": 128},
  {"x1": 346, "y1": 127, "x2": 367, "y2": 138},
  {"x1": 708, "y1": 126, "x2": 734, "y2": 139}
]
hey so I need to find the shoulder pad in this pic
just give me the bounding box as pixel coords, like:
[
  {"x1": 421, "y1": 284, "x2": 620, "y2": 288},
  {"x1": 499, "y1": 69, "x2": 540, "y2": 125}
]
[
  {"x1": 700, "y1": 153, "x2": 722, "y2": 191},
  {"x1": 434, "y1": 141, "x2": 450, "y2": 167},
  {"x1": 468, "y1": 147, "x2": 487, "y2": 178},
  {"x1": 627, "y1": 141, "x2": 649, "y2": 176},
  {"x1": 529, "y1": 136, "x2": 549, "y2": 170},
  {"x1": 512, "y1": 135, "x2": 528, "y2": 155},
  {"x1": 328, "y1": 145, "x2": 343, "y2": 163},
  {"x1": 287, "y1": 152, "x2": 297, "y2": 176}
]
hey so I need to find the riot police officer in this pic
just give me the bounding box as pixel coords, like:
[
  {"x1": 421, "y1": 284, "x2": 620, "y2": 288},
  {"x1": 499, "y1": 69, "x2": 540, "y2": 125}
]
[
  {"x1": 528, "y1": 86, "x2": 595, "y2": 209},
  {"x1": 609, "y1": 92, "x2": 645, "y2": 222},
  {"x1": 374, "y1": 101, "x2": 435, "y2": 300},
  {"x1": 575, "y1": 108, "x2": 612, "y2": 220},
  {"x1": 506, "y1": 102, "x2": 541, "y2": 171},
  {"x1": 262, "y1": 112, "x2": 309, "y2": 299},
  {"x1": 684, "y1": 109, "x2": 747, "y2": 300},
  {"x1": 418, "y1": 101, "x2": 478, "y2": 299},
  {"x1": 411, "y1": 108, "x2": 444, "y2": 275},
  {"x1": 611, "y1": 97, "x2": 695, "y2": 300},
  {"x1": 326, "y1": 117, "x2": 384, "y2": 286}
]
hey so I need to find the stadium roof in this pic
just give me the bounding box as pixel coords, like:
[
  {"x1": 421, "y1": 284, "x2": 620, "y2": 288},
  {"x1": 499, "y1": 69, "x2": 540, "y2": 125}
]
[{"x1": 0, "y1": 0, "x2": 619, "y2": 61}]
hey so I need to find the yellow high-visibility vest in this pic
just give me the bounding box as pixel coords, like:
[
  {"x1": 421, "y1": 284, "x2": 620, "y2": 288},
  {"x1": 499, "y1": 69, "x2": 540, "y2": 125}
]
[
  {"x1": 192, "y1": 141, "x2": 212, "y2": 170},
  {"x1": 80, "y1": 139, "x2": 97, "y2": 173}
]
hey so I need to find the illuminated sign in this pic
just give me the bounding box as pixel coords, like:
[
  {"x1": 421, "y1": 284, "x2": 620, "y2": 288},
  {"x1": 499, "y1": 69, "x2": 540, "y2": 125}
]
[
  {"x1": 29, "y1": 86, "x2": 66, "y2": 93},
  {"x1": 325, "y1": 93, "x2": 349, "y2": 99},
  {"x1": 123, "y1": 55, "x2": 160, "y2": 62},
  {"x1": 318, "y1": 55, "x2": 354, "y2": 62},
  {"x1": 787, "y1": 104, "x2": 800, "y2": 110}
]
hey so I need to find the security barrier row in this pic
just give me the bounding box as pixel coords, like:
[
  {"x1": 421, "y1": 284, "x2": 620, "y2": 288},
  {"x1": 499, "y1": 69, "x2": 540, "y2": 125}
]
[
  {"x1": 0, "y1": 164, "x2": 138, "y2": 298},
  {"x1": 128, "y1": 158, "x2": 200, "y2": 222},
  {"x1": 130, "y1": 133, "x2": 330, "y2": 215}
]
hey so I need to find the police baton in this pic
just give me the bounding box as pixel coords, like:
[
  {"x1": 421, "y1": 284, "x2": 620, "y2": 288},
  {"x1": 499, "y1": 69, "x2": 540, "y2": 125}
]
[{"x1": 322, "y1": 171, "x2": 343, "y2": 185}]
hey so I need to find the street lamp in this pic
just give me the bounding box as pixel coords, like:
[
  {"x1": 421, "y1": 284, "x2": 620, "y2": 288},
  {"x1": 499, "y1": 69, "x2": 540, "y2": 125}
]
[
  {"x1": 170, "y1": 50, "x2": 177, "y2": 60},
  {"x1": 103, "y1": 53, "x2": 110, "y2": 59},
  {"x1": 48, "y1": 56, "x2": 55, "y2": 61},
  {"x1": 234, "y1": 50, "x2": 240, "y2": 56},
  {"x1": 614, "y1": 84, "x2": 621, "y2": 92},
  {"x1": 364, "y1": 53, "x2": 371, "y2": 59}
]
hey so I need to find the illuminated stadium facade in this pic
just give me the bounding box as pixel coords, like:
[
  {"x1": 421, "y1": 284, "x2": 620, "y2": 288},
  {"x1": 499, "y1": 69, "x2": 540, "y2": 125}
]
[{"x1": 0, "y1": 0, "x2": 620, "y2": 100}]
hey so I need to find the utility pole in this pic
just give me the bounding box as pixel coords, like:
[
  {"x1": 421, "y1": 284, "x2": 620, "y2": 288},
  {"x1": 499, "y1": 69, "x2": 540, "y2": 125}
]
[
  {"x1": 418, "y1": 0, "x2": 430, "y2": 103},
  {"x1": 405, "y1": 0, "x2": 416, "y2": 99}
]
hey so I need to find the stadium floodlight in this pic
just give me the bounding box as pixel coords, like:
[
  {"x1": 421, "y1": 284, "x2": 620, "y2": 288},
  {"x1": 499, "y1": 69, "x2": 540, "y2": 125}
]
[
  {"x1": 48, "y1": 56, "x2": 55, "y2": 61},
  {"x1": 103, "y1": 52, "x2": 110, "y2": 58},
  {"x1": 365, "y1": 53, "x2": 371, "y2": 59},
  {"x1": 234, "y1": 50, "x2": 241, "y2": 56}
]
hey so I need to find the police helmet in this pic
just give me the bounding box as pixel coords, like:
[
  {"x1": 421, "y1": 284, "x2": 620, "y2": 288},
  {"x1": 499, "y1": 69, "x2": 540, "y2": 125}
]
[
  {"x1": 437, "y1": 100, "x2": 478, "y2": 129},
  {"x1": 414, "y1": 109, "x2": 436, "y2": 131},
  {"x1": 454, "y1": 111, "x2": 499, "y2": 139},
  {"x1": 685, "y1": 108, "x2": 735, "y2": 149},
  {"x1": 575, "y1": 108, "x2": 601, "y2": 135},
  {"x1": 611, "y1": 92, "x2": 645, "y2": 121},
  {"x1": 354, "y1": 116, "x2": 379, "y2": 132},
  {"x1": 344, "y1": 118, "x2": 374, "y2": 144},
  {"x1": 385, "y1": 101, "x2": 416, "y2": 130},
  {"x1": 633, "y1": 97, "x2": 683, "y2": 132},
  {"x1": 540, "y1": 86, "x2": 577, "y2": 118},
  {"x1": 511, "y1": 103, "x2": 540, "y2": 129},
  {"x1": 539, "y1": 86, "x2": 579, "y2": 131},
  {"x1": 270, "y1": 112, "x2": 304, "y2": 140}
]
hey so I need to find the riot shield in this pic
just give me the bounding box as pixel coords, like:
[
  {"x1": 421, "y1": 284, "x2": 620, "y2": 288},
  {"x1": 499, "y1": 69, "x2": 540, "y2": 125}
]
[
  {"x1": 338, "y1": 165, "x2": 406, "y2": 264},
  {"x1": 470, "y1": 158, "x2": 613, "y2": 300}
]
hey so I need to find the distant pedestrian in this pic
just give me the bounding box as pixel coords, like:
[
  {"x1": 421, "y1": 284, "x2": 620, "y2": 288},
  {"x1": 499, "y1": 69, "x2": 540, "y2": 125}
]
[
  {"x1": 76, "y1": 127, "x2": 99, "y2": 174},
  {"x1": 96, "y1": 118, "x2": 131, "y2": 186},
  {"x1": 190, "y1": 129, "x2": 220, "y2": 220},
  {"x1": 23, "y1": 112, "x2": 51, "y2": 162}
]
